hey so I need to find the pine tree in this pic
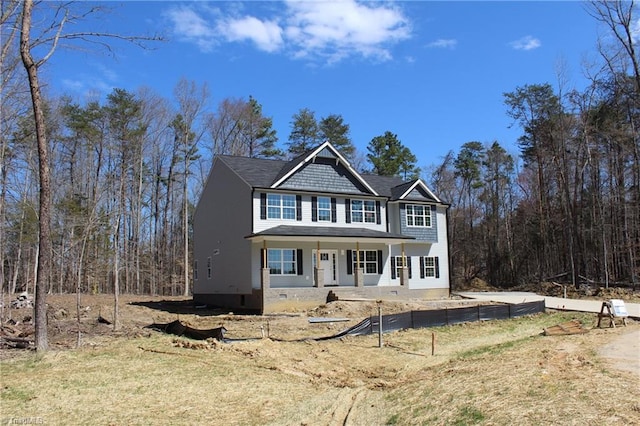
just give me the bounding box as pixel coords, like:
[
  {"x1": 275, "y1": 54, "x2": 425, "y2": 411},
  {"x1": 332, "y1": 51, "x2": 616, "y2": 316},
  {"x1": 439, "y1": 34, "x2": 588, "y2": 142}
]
[
  {"x1": 366, "y1": 131, "x2": 419, "y2": 178},
  {"x1": 319, "y1": 114, "x2": 354, "y2": 159},
  {"x1": 287, "y1": 108, "x2": 320, "y2": 157}
]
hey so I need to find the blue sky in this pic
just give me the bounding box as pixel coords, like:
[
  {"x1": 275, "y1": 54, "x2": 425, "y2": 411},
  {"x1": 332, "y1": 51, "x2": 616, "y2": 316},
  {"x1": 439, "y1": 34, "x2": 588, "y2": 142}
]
[{"x1": 42, "y1": 1, "x2": 608, "y2": 170}]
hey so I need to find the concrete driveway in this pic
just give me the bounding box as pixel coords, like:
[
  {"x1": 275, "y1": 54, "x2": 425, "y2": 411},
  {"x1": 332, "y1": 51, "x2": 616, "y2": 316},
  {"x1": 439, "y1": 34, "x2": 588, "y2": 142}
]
[{"x1": 456, "y1": 291, "x2": 640, "y2": 319}]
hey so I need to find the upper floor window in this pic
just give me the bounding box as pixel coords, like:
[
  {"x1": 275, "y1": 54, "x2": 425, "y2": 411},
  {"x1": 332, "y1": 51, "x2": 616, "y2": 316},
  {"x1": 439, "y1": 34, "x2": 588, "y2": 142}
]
[
  {"x1": 351, "y1": 199, "x2": 376, "y2": 223},
  {"x1": 317, "y1": 197, "x2": 331, "y2": 222},
  {"x1": 406, "y1": 204, "x2": 432, "y2": 227},
  {"x1": 312, "y1": 196, "x2": 336, "y2": 223},
  {"x1": 267, "y1": 194, "x2": 296, "y2": 220}
]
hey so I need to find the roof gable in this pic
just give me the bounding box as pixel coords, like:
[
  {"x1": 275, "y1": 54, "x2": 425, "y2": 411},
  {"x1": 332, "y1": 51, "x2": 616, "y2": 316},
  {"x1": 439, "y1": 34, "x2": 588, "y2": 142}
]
[
  {"x1": 277, "y1": 157, "x2": 371, "y2": 194},
  {"x1": 394, "y1": 180, "x2": 441, "y2": 203},
  {"x1": 271, "y1": 142, "x2": 379, "y2": 195}
]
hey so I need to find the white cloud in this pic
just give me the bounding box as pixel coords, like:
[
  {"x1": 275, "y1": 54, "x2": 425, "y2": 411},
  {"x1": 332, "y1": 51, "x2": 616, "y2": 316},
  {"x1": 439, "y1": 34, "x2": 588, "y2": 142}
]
[
  {"x1": 218, "y1": 16, "x2": 283, "y2": 52},
  {"x1": 284, "y1": 0, "x2": 410, "y2": 62},
  {"x1": 164, "y1": 6, "x2": 217, "y2": 51},
  {"x1": 165, "y1": 1, "x2": 411, "y2": 63},
  {"x1": 509, "y1": 35, "x2": 541, "y2": 51},
  {"x1": 426, "y1": 39, "x2": 457, "y2": 49}
]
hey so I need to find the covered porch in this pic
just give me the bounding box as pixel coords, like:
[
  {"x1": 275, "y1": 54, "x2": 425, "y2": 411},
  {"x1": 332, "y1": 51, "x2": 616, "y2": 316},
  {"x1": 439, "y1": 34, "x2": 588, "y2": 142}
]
[{"x1": 247, "y1": 225, "x2": 415, "y2": 290}]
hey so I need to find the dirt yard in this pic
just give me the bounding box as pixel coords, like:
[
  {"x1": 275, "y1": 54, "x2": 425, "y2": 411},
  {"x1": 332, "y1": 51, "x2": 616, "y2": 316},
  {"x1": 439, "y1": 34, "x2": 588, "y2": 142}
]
[{"x1": 1, "y1": 293, "x2": 639, "y2": 425}]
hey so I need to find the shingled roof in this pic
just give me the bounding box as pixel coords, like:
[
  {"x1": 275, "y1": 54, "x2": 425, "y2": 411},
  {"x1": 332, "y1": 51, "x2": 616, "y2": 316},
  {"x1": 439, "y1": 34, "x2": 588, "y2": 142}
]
[
  {"x1": 215, "y1": 143, "x2": 440, "y2": 202},
  {"x1": 247, "y1": 225, "x2": 414, "y2": 240},
  {"x1": 216, "y1": 155, "x2": 287, "y2": 188}
]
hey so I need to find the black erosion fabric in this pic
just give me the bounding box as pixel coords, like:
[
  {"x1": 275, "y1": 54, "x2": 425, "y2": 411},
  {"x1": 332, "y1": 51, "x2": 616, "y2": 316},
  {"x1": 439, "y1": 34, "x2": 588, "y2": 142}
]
[
  {"x1": 510, "y1": 300, "x2": 544, "y2": 317},
  {"x1": 479, "y1": 304, "x2": 511, "y2": 321},
  {"x1": 315, "y1": 317, "x2": 372, "y2": 340},
  {"x1": 148, "y1": 301, "x2": 545, "y2": 343},
  {"x1": 317, "y1": 300, "x2": 545, "y2": 340},
  {"x1": 370, "y1": 312, "x2": 413, "y2": 333}
]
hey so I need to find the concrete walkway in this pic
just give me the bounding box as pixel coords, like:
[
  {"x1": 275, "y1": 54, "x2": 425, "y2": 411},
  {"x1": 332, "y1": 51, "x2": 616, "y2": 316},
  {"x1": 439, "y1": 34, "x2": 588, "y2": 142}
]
[{"x1": 456, "y1": 291, "x2": 640, "y2": 319}]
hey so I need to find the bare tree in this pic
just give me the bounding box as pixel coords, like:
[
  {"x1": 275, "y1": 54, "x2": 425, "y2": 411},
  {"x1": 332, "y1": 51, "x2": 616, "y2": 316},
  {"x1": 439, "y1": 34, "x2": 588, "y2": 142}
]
[
  {"x1": 172, "y1": 78, "x2": 209, "y2": 296},
  {"x1": 16, "y1": 1, "x2": 161, "y2": 349},
  {"x1": 20, "y1": 0, "x2": 52, "y2": 351},
  {"x1": 587, "y1": 0, "x2": 640, "y2": 92}
]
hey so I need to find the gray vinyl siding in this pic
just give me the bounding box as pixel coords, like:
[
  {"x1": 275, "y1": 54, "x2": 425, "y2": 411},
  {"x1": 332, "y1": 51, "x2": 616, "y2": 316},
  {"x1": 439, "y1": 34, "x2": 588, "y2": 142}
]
[
  {"x1": 193, "y1": 158, "x2": 253, "y2": 295},
  {"x1": 399, "y1": 203, "x2": 438, "y2": 242},
  {"x1": 404, "y1": 187, "x2": 436, "y2": 201},
  {"x1": 277, "y1": 159, "x2": 370, "y2": 194}
]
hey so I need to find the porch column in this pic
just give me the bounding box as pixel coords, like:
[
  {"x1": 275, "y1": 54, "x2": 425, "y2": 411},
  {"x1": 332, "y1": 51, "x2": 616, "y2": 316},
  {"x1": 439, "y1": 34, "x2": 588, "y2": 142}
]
[
  {"x1": 400, "y1": 243, "x2": 409, "y2": 286},
  {"x1": 354, "y1": 242, "x2": 364, "y2": 287},
  {"x1": 314, "y1": 241, "x2": 324, "y2": 288},
  {"x1": 261, "y1": 241, "x2": 270, "y2": 290}
]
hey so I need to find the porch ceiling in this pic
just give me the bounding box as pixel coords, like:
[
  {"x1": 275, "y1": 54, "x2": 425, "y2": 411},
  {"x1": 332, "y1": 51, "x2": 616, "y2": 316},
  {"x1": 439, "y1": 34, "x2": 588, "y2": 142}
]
[{"x1": 246, "y1": 225, "x2": 415, "y2": 244}]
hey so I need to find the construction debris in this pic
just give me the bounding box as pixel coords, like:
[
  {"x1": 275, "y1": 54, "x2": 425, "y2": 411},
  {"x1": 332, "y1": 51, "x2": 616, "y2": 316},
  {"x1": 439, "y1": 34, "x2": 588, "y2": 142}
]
[
  {"x1": 10, "y1": 292, "x2": 33, "y2": 309},
  {"x1": 1, "y1": 323, "x2": 35, "y2": 349},
  {"x1": 543, "y1": 319, "x2": 589, "y2": 336}
]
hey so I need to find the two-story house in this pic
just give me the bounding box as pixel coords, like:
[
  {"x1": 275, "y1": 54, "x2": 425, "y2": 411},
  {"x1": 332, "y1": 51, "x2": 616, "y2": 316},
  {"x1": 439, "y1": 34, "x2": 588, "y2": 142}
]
[{"x1": 192, "y1": 142, "x2": 450, "y2": 313}]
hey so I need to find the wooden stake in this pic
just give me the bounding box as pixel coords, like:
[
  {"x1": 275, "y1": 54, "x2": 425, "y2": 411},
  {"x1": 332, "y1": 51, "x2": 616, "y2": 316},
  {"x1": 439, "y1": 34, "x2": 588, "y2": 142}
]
[
  {"x1": 378, "y1": 303, "x2": 383, "y2": 348},
  {"x1": 431, "y1": 332, "x2": 436, "y2": 356}
]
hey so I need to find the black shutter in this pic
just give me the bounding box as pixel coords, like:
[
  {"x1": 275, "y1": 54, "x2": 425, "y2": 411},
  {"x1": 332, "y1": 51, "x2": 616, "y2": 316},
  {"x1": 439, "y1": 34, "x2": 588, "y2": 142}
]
[
  {"x1": 260, "y1": 193, "x2": 267, "y2": 219},
  {"x1": 391, "y1": 256, "x2": 396, "y2": 279},
  {"x1": 296, "y1": 195, "x2": 302, "y2": 221},
  {"x1": 435, "y1": 257, "x2": 440, "y2": 278},
  {"x1": 377, "y1": 250, "x2": 383, "y2": 274},
  {"x1": 331, "y1": 198, "x2": 337, "y2": 223},
  {"x1": 420, "y1": 257, "x2": 425, "y2": 279},
  {"x1": 407, "y1": 256, "x2": 412, "y2": 279},
  {"x1": 345, "y1": 199, "x2": 351, "y2": 223},
  {"x1": 297, "y1": 249, "x2": 303, "y2": 275},
  {"x1": 346, "y1": 250, "x2": 353, "y2": 275},
  {"x1": 376, "y1": 200, "x2": 381, "y2": 224},
  {"x1": 311, "y1": 196, "x2": 318, "y2": 222}
]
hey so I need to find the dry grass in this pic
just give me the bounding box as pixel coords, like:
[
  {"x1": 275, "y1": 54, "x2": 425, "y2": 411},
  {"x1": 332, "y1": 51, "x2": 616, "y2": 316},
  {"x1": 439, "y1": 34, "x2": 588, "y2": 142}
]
[{"x1": 1, "y1": 295, "x2": 639, "y2": 425}]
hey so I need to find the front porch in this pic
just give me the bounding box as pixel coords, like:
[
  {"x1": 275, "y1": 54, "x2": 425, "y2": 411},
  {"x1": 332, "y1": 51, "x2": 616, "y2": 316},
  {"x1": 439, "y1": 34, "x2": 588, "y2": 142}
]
[{"x1": 254, "y1": 242, "x2": 415, "y2": 290}]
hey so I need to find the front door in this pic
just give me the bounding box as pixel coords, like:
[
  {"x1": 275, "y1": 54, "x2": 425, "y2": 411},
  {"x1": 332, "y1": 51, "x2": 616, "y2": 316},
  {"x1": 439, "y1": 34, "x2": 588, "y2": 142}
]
[{"x1": 313, "y1": 250, "x2": 338, "y2": 285}]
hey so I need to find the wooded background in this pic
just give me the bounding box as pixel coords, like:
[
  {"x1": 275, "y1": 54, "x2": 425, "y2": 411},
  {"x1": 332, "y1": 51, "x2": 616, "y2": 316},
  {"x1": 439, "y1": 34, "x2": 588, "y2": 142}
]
[{"x1": 1, "y1": 1, "x2": 638, "y2": 300}]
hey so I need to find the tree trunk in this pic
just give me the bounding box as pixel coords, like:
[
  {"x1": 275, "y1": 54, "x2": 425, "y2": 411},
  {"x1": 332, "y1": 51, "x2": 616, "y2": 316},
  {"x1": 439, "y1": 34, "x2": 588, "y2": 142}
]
[{"x1": 20, "y1": 0, "x2": 50, "y2": 351}]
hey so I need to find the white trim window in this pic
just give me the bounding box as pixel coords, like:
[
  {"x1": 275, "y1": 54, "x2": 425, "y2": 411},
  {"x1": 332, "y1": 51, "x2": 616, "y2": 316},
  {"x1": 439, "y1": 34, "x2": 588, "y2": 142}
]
[
  {"x1": 317, "y1": 196, "x2": 331, "y2": 222},
  {"x1": 353, "y1": 250, "x2": 379, "y2": 274},
  {"x1": 267, "y1": 194, "x2": 296, "y2": 220},
  {"x1": 351, "y1": 199, "x2": 376, "y2": 223},
  {"x1": 395, "y1": 255, "x2": 406, "y2": 278},
  {"x1": 268, "y1": 249, "x2": 297, "y2": 275},
  {"x1": 421, "y1": 256, "x2": 439, "y2": 278},
  {"x1": 406, "y1": 204, "x2": 432, "y2": 227}
]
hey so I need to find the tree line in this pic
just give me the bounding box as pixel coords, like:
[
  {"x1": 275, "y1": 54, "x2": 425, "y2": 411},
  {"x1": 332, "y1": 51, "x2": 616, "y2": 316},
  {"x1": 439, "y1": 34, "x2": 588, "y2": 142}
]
[
  {"x1": 2, "y1": 51, "x2": 420, "y2": 301},
  {"x1": 431, "y1": 1, "x2": 639, "y2": 290},
  {"x1": 1, "y1": 1, "x2": 638, "y2": 350}
]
